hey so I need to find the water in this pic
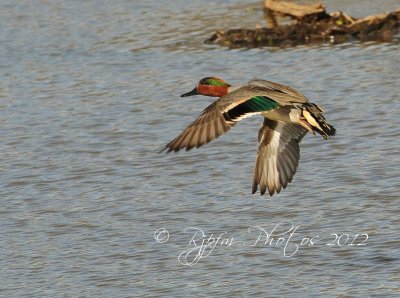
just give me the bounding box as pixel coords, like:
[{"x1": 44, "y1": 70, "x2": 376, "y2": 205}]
[{"x1": 1, "y1": 0, "x2": 399, "y2": 297}]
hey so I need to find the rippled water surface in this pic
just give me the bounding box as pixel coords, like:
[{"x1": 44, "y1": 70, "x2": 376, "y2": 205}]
[{"x1": 1, "y1": 0, "x2": 399, "y2": 297}]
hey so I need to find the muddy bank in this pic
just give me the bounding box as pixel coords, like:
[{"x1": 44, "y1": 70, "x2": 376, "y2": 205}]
[{"x1": 205, "y1": 2, "x2": 400, "y2": 48}]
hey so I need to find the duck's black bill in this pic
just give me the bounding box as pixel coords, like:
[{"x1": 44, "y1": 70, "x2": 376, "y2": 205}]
[{"x1": 180, "y1": 88, "x2": 198, "y2": 97}]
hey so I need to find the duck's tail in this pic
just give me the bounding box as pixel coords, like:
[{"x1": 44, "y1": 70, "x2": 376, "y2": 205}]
[{"x1": 302, "y1": 103, "x2": 336, "y2": 139}]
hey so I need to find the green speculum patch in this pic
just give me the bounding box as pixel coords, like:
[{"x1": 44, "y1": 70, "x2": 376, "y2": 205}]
[
  {"x1": 246, "y1": 96, "x2": 279, "y2": 111},
  {"x1": 223, "y1": 96, "x2": 279, "y2": 121}
]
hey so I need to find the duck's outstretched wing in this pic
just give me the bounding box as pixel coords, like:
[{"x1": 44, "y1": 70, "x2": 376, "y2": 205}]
[
  {"x1": 161, "y1": 102, "x2": 235, "y2": 152},
  {"x1": 252, "y1": 118, "x2": 308, "y2": 196},
  {"x1": 161, "y1": 91, "x2": 281, "y2": 153}
]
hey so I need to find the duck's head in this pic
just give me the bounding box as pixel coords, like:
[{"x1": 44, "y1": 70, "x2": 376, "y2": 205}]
[{"x1": 181, "y1": 77, "x2": 230, "y2": 98}]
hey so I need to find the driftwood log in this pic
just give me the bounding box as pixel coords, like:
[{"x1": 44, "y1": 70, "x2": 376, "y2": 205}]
[
  {"x1": 264, "y1": 0, "x2": 328, "y2": 20},
  {"x1": 205, "y1": 1, "x2": 400, "y2": 48}
]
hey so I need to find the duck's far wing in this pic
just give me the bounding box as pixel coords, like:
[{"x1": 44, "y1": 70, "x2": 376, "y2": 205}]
[
  {"x1": 252, "y1": 118, "x2": 308, "y2": 196},
  {"x1": 161, "y1": 102, "x2": 236, "y2": 152}
]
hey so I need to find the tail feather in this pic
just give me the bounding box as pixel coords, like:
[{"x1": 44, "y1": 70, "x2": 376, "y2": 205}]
[{"x1": 303, "y1": 103, "x2": 336, "y2": 139}]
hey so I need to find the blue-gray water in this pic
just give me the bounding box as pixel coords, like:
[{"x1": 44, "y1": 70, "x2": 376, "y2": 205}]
[{"x1": 1, "y1": 0, "x2": 399, "y2": 297}]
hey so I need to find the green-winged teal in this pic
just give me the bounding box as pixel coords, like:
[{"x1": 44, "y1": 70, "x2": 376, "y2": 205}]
[{"x1": 161, "y1": 77, "x2": 336, "y2": 196}]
